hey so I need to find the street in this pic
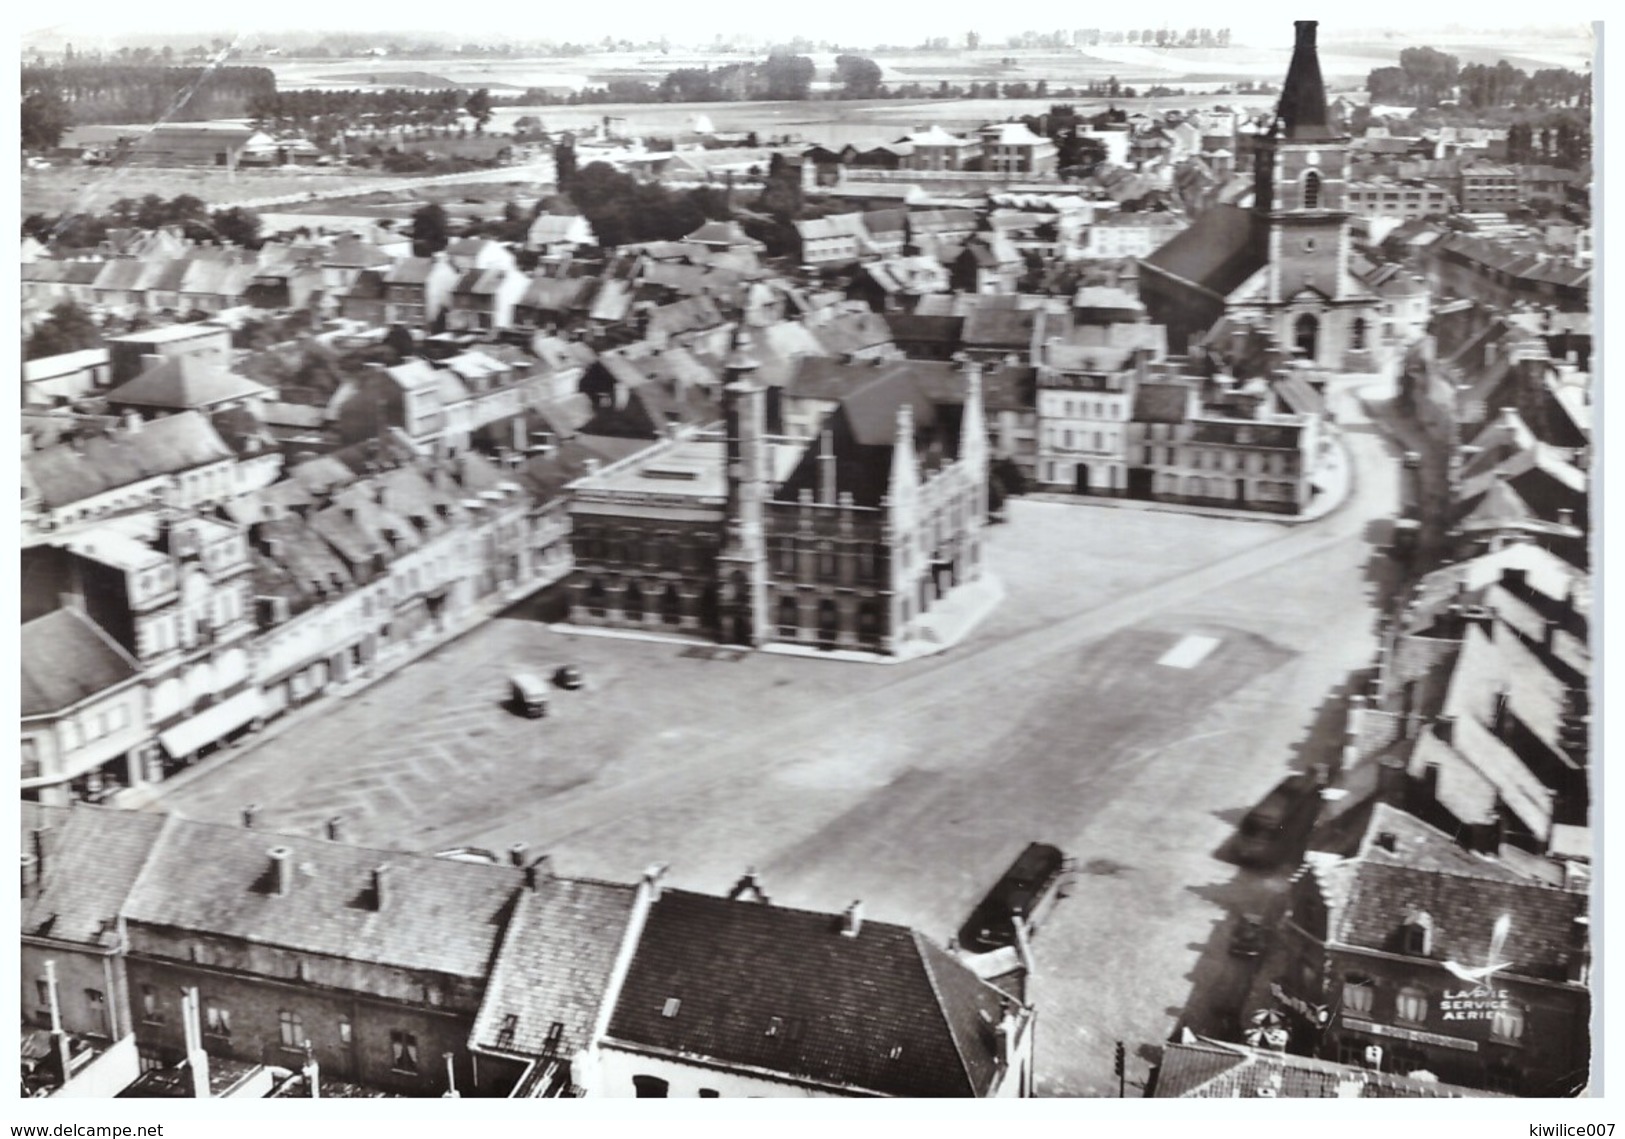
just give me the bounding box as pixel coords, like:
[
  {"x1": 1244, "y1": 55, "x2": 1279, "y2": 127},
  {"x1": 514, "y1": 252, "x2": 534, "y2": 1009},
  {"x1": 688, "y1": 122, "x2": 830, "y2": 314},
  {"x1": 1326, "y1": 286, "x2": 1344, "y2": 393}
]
[{"x1": 151, "y1": 379, "x2": 1405, "y2": 1096}]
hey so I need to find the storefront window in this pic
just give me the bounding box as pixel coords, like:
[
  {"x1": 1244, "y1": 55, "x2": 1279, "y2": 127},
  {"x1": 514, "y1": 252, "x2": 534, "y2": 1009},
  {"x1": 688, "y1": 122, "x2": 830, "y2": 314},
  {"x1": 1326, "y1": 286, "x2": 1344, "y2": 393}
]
[
  {"x1": 1490, "y1": 1003, "x2": 1526, "y2": 1042},
  {"x1": 1342, "y1": 975, "x2": 1375, "y2": 1015}
]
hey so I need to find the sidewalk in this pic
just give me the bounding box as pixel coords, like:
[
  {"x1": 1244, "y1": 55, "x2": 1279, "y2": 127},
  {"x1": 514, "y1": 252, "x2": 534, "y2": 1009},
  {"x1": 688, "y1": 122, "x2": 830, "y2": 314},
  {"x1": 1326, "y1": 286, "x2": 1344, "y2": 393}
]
[
  {"x1": 115, "y1": 577, "x2": 559, "y2": 811},
  {"x1": 1025, "y1": 435, "x2": 1356, "y2": 528},
  {"x1": 548, "y1": 573, "x2": 1007, "y2": 666}
]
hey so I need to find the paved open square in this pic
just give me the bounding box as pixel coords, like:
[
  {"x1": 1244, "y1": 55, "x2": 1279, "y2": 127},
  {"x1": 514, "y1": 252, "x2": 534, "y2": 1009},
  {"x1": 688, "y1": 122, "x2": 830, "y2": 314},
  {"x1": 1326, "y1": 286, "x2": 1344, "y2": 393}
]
[{"x1": 152, "y1": 403, "x2": 1403, "y2": 1096}]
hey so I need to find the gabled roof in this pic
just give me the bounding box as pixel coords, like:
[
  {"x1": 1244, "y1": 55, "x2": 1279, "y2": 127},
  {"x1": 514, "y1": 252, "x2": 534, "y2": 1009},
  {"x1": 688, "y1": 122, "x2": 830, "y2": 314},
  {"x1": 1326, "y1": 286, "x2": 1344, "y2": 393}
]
[
  {"x1": 121, "y1": 815, "x2": 528, "y2": 979},
  {"x1": 1326, "y1": 799, "x2": 1585, "y2": 981},
  {"x1": 604, "y1": 889, "x2": 1016, "y2": 1096},
  {"x1": 1139, "y1": 204, "x2": 1267, "y2": 299},
  {"x1": 21, "y1": 608, "x2": 141, "y2": 718},
  {"x1": 23, "y1": 412, "x2": 235, "y2": 509},
  {"x1": 1133, "y1": 379, "x2": 1195, "y2": 423},
  {"x1": 22, "y1": 804, "x2": 169, "y2": 947},
  {"x1": 469, "y1": 876, "x2": 638, "y2": 1059},
  {"x1": 104, "y1": 356, "x2": 270, "y2": 411}
]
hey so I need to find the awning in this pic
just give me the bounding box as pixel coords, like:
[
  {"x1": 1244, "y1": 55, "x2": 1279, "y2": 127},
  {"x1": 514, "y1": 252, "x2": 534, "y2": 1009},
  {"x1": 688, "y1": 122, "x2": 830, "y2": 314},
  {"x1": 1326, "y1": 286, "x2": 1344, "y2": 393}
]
[{"x1": 158, "y1": 689, "x2": 264, "y2": 758}]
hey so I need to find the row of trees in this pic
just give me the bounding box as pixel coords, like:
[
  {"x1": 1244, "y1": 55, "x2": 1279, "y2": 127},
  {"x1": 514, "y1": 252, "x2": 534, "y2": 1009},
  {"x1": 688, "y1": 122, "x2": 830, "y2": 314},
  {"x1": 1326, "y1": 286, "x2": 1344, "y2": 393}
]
[
  {"x1": 22, "y1": 64, "x2": 277, "y2": 127},
  {"x1": 23, "y1": 195, "x2": 264, "y2": 251},
  {"x1": 1367, "y1": 47, "x2": 1590, "y2": 111}
]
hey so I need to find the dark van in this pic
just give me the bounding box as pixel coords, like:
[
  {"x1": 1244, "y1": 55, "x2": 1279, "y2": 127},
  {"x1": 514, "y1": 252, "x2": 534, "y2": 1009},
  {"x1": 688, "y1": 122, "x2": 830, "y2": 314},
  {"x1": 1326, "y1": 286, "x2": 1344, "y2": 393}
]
[
  {"x1": 1235, "y1": 773, "x2": 1324, "y2": 866},
  {"x1": 958, "y1": 842, "x2": 1077, "y2": 953}
]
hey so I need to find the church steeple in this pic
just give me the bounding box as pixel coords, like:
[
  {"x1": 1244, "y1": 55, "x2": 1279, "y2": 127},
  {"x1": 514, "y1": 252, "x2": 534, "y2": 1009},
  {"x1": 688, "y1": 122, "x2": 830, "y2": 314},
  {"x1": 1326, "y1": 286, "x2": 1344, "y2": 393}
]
[{"x1": 1276, "y1": 21, "x2": 1337, "y2": 142}]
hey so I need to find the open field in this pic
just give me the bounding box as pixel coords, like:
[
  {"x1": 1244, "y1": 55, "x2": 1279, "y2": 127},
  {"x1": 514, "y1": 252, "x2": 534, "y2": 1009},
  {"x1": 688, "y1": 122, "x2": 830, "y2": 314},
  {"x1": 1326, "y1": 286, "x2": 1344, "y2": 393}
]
[
  {"x1": 261, "y1": 33, "x2": 1592, "y2": 97},
  {"x1": 20, "y1": 164, "x2": 414, "y2": 217}
]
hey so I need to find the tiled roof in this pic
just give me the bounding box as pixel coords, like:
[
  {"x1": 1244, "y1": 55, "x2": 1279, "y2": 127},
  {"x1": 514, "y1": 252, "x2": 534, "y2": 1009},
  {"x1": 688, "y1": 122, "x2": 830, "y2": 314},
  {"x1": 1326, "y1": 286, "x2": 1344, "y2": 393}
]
[
  {"x1": 605, "y1": 890, "x2": 1014, "y2": 1096},
  {"x1": 469, "y1": 876, "x2": 638, "y2": 1059},
  {"x1": 24, "y1": 412, "x2": 234, "y2": 510},
  {"x1": 811, "y1": 311, "x2": 895, "y2": 357},
  {"x1": 962, "y1": 305, "x2": 1039, "y2": 350},
  {"x1": 1189, "y1": 417, "x2": 1303, "y2": 450},
  {"x1": 121, "y1": 816, "x2": 528, "y2": 978},
  {"x1": 23, "y1": 804, "x2": 170, "y2": 947},
  {"x1": 1155, "y1": 1035, "x2": 1496, "y2": 1098},
  {"x1": 1331, "y1": 815, "x2": 1586, "y2": 981},
  {"x1": 1133, "y1": 380, "x2": 1193, "y2": 423},
  {"x1": 1139, "y1": 204, "x2": 1267, "y2": 299},
  {"x1": 104, "y1": 356, "x2": 270, "y2": 411},
  {"x1": 21, "y1": 608, "x2": 141, "y2": 718}
]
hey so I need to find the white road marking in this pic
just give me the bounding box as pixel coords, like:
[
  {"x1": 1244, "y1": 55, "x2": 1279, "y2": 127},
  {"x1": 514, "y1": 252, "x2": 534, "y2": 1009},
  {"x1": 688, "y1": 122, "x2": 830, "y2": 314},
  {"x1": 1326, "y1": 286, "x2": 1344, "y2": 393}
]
[{"x1": 1158, "y1": 634, "x2": 1221, "y2": 669}]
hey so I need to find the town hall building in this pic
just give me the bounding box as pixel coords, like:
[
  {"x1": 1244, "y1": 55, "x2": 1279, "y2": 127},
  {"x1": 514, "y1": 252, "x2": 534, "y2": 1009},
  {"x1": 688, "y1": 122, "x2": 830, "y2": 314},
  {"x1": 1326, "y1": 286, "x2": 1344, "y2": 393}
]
[{"x1": 565, "y1": 343, "x2": 990, "y2": 656}]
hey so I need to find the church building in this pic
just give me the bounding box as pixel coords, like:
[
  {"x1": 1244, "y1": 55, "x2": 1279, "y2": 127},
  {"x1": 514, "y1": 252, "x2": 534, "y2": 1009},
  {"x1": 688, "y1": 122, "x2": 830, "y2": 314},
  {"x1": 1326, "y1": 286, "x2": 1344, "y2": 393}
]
[{"x1": 1140, "y1": 21, "x2": 1383, "y2": 371}]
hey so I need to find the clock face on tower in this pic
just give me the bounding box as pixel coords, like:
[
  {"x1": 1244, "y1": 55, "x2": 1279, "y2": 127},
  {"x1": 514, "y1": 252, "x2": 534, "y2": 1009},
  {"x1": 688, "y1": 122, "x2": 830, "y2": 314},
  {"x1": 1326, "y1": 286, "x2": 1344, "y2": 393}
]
[{"x1": 1306, "y1": 150, "x2": 1321, "y2": 166}]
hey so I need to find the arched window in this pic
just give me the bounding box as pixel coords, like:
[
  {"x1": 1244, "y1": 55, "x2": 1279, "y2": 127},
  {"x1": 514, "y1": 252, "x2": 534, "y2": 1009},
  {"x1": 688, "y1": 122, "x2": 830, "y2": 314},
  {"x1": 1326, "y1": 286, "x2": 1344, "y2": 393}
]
[
  {"x1": 586, "y1": 578, "x2": 607, "y2": 618},
  {"x1": 623, "y1": 581, "x2": 644, "y2": 623},
  {"x1": 632, "y1": 1075, "x2": 669, "y2": 1098},
  {"x1": 1351, "y1": 316, "x2": 1368, "y2": 351},
  {"x1": 1294, "y1": 313, "x2": 1320, "y2": 360},
  {"x1": 1303, "y1": 170, "x2": 1322, "y2": 209},
  {"x1": 661, "y1": 585, "x2": 682, "y2": 625}
]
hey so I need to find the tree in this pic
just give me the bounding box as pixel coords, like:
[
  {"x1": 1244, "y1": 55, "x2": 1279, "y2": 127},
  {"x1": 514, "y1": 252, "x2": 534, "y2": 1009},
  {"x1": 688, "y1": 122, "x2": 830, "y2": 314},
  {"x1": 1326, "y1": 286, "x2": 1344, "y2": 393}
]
[
  {"x1": 762, "y1": 52, "x2": 815, "y2": 100},
  {"x1": 410, "y1": 202, "x2": 451, "y2": 255},
  {"x1": 464, "y1": 88, "x2": 493, "y2": 133},
  {"x1": 22, "y1": 88, "x2": 72, "y2": 151},
  {"x1": 554, "y1": 139, "x2": 578, "y2": 189},
  {"x1": 212, "y1": 206, "x2": 262, "y2": 248},
  {"x1": 835, "y1": 54, "x2": 883, "y2": 99},
  {"x1": 25, "y1": 300, "x2": 102, "y2": 361}
]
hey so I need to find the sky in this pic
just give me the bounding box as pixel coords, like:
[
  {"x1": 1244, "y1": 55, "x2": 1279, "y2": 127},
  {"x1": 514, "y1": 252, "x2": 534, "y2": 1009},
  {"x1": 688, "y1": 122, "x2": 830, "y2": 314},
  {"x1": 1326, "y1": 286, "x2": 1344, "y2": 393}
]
[{"x1": 18, "y1": 2, "x2": 1601, "y2": 48}]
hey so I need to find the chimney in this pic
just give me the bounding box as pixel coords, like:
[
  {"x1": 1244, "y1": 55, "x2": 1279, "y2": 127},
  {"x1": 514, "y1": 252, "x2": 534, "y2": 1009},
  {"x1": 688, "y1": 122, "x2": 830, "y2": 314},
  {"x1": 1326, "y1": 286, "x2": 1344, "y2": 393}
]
[
  {"x1": 325, "y1": 816, "x2": 344, "y2": 842},
  {"x1": 994, "y1": 1004, "x2": 1021, "y2": 1069},
  {"x1": 31, "y1": 825, "x2": 52, "y2": 882},
  {"x1": 1492, "y1": 688, "x2": 1511, "y2": 738},
  {"x1": 641, "y1": 862, "x2": 668, "y2": 903},
  {"x1": 22, "y1": 853, "x2": 39, "y2": 899},
  {"x1": 1433, "y1": 713, "x2": 1456, "y2": 745},
  {"x1": 371, "y1": 864, "x2": 390, "y2": 911},
  {"x1": 1472, "y1": 809, "x2": 1505, "y2": 856},
  {"x1": 840, "y1": 900, "x2": 864, "y2": 938},
  {"x1": 1378, "y1": 756, "x2": 1408, "y2": 805},
  {"x1": 268, "y1": 846, "x2": 294, "y2": 896},
  {"x1": 508, "y1": 842, "x2": 530, "y2": 867},
  {"x1": 1376, "y1": 830, "x2": 1398, "y2": 853},
  {"x1": 243, "y1": 804, "x2": 260, "y2": 829},
  {"x1": 522, "y1": 856, "x2": 551, "y2": 891},
  {"x1": 1543, "y1": 618, "x2": 1560, "y2": 652},
  {"x1": 1557, "y1": 507, "x2": 1576, "y2": 529}
]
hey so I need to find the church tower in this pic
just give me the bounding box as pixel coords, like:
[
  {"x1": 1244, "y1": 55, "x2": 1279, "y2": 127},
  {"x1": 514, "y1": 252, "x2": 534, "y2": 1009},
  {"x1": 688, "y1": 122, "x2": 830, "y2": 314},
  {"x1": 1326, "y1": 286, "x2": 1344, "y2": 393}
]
[{"x1": 1250, "y1": 20, "x2": 1368, "y2": 362}]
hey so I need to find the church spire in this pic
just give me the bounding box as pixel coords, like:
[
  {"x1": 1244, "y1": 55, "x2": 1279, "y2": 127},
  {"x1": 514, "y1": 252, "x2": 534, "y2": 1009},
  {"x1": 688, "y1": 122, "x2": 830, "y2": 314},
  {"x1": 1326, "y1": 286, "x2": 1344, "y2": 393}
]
[{"x1": 1275, "y1": 21, "x2": 1337, "y2": 141}]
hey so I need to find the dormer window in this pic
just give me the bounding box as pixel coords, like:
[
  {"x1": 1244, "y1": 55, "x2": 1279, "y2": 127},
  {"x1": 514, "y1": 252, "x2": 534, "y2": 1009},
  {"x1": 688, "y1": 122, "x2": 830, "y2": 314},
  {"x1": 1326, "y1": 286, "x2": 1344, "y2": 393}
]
[{"x1": 1401, "y1": 911, "x2": 1434, "y2": 957}]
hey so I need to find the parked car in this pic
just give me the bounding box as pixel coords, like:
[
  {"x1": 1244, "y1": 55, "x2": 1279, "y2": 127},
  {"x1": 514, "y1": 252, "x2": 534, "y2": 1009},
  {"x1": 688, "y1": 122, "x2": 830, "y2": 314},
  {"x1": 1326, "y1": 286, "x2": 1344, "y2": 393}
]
[
  {"x1": 509, "y1": 672, "x2": 549, "y2": 718},
  {"x1": 554, "y1": 665, "x2": 583, "y2": 690},
  {"x1": 957, "y1": 842, "x2": 1077, "y2": 953},
  {"x1": 1229, "y1": 913, "x2": 1268, "y2": 958}
]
